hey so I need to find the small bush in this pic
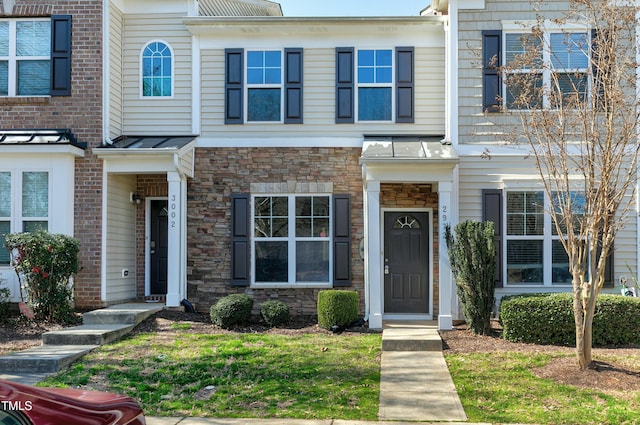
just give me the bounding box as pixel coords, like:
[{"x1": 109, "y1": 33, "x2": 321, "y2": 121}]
[
  {"x1": 0, "y1": 286, "x2": 11, "y2": 323},
  {"x1": 260, "y1": 300, "x2": 290, "y2": 327},
  {"x1": 210, "y1": 294, "x2": 254, "y2": 329},
  {"x1": 500, "y1": 293, "x2": 640, "y2": 346},
  {"x1": 317, "y1": 290, "x2": 359, "y2": 330}
]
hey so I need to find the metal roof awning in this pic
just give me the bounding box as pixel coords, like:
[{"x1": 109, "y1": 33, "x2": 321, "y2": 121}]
[
  {"x1": 360, "y1": 135, "x2": 458, "y2": 164},
  {"x1": 95, "y1": 135, "x2": 197, "y2": 178},
  {"x1": 0, "y1": 128, "x2": 85, "y2": 147},
  {"x1": 105, "y1": 135, "x2": 197, "y2": 150}
]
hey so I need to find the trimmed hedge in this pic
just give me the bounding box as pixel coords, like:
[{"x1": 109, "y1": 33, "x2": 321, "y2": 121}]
[
  {"x1": 500, "y1": 293, "x2": 640, "y2": 347},
  {"x1": 210, "y1": 294, "x2": 254, "y2": 329},
  {"x1": 317, "y1": 290, "x2": 359, "y2": 330},
  {"x1": 260, "y1": 300, "x2": 290, "y2": 327}
]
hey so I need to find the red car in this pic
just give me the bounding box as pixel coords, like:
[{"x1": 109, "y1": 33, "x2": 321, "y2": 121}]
[{"x1": 0, "y1": 380, "x2": 145, "y2": 425}]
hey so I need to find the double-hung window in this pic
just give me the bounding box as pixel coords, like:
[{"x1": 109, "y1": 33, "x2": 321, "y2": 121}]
[
  {"x1": 141, "y1": 41, "x2": 173, "y2": 97},
  {"x1": 253, "y1": 195, "x2": 331, "y2": 286},
  {"x1": 504, "y1": 30, "x2": 589, "y2": 109},
  {"x1": 246, "y1": 50, "x2": 282, "y2": 122},
  {"x1": 0, "y1": 19, "x2": 51, "y2": 96},
  {"x1": 505, "y1": 190, "x2": 581, "y2": 285},
  {"x1": 0, "y1": 171, "x2": 49, "y2": 265},
  {"x1": 357, "y1": 49, "x2": 393, "y2": 121}
]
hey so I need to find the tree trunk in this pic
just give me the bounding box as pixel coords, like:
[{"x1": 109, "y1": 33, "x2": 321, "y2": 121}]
[{"x1": 574, "y1": 287, "x2": 597, "y2": 370}]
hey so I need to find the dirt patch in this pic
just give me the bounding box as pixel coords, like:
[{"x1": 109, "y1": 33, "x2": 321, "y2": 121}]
[
  {"x1": 440, "y1": 321, "x2": 640, "y2": 394},
  {"x1": 0, "y1": 316, "x2": 65, "y2": 356}
]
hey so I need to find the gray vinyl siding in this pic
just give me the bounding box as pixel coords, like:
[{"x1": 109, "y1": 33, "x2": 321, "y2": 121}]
[
  {"x1": 105, "y1": 174, "x2": 137, "y2": 302},
  {"x1": 201, "y1": 46, "x2": 445, "y2": 138},
  {"x1": 109, "y1": 4, "x2": 123, "y2": 139},
  {"x1": 121, "y1": 14, "x2": 193, "y2": 135}
]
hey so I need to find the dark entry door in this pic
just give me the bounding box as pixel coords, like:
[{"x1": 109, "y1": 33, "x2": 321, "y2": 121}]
[
  {"x1": 150, "y1": 200, "x2": 168, "y2": 295},
  {"x1": 384, "y1": 211, "x2": 430, "y2": 314}
]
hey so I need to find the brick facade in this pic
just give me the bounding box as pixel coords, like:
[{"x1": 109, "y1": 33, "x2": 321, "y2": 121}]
[
  {"x1": 0, "y1": 1, "x2": 103, "y2": 309},
  {"x1": 185, "y1": 147, "x2": 365, "y2": 317}
]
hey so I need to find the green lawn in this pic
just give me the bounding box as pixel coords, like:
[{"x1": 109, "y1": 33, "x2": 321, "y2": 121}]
[
  {"x1": 39, "y1": 332, "x2": 382, "y2": 419},
  {"x1": 446, "y1": 351, "x2": 640, "y2": 425}
]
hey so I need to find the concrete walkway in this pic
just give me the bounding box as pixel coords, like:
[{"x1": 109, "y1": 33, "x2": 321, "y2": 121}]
[
  {"x1": 378, "y1": 321, "x2": 467, "y2": 422},
  {"x1": 1, "y1": 310, "x2": 468, "y2": 423}
]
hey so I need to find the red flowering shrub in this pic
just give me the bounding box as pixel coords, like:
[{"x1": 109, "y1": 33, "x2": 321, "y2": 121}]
[{"x1": 4, "y1": 231, "x2": 79, "y2": 323}]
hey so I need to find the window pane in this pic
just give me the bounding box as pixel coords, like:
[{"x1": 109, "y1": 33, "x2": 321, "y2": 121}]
[
  {"x1": 296, "y1": 241, "x2": 329, "y2": 282},
  {"x1": 552, "y1": 240, "x2": 571, "y2": 284},
  {"x1": 358, "y1": 87, "x2": 392, "y2": 121},
  {"x1": 22, "y1": 172, "x2": 48, "y2": 218},
  {"x1": 507, "y1": 239, "x2": 543, "y2": 284},
  {"x1": 551, "y1": 72, "x2": 588, "y2": 107},
  {"x1": 0, "y1": 61, "x2": 7, "y2": 95},
  {"x1": 358, "y1": 67, "x2": 375, "y2": 84},
  {"x1": 0, "y1": 22, "x2": 8, "y2": 56},
  {"x1": 505, "y1": 33, "x2": 542, "y2": 69},
  {"x1": 17, "y1": 60, "x2": 50, "y2": 95},
  {"x1": 376, "y1": 49, "x2": 392, "y2": 67},
  {"x1": 264, "y1": 51, "x2": 281, "y2": 68},
  {"x1": 0, "y1": 172, "x2": 10, "y2": 217},
  {"x1": 254, "y1": 196, "x2": 288, "y2": 237},
  {"x1": 506, "y1": 191, "x2": 543, "y2": 235},
  {"x1": 552, "y1": 191, "x2": 586, "y2": 235},
  {"x1": 248, "y1": 88, "x2": 281, "y2": 121},
  {"x1": 358, "y1": 50, "x2": 375, "y2": 67},
  {"x1": 0, "y1": 221, "x2": 9, "y2": 265},
  {"x1": 296, "y1": 196, "x2": 330, "y2": 237},
  {"x1": 264, "y1": 68, "x2": 281, "y2": 84},
  {"x1": 23, "y1": 220, "x2": 47, "y2": 233},
  {"x1": 505, "y1": 73, "x2": 543, "y2": 110},
  {"x1": 376, "y1": 67, "x2": 392, "y2": 83},
  {"x1": 550, "y1": 33, "x2": 588, "y2": 70},
  {"x1": 247, "y1": 68, "x2": 263, "y2": 84},
  {"x1": 255, "y1": 241, "x2": 288, "y2": 282},
  {"x1": 142, "y1": 42, "x2": 172, "y2": 97},
  {"x1": 16, "y1": 21, "x2": 50, "y2": 56},
  {"x1": 247, "y1": 51, "x2": 264, "y2": 68}
]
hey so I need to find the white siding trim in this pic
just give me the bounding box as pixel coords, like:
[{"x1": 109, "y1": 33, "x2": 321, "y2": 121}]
[{"x1": 196, "y1": 137, "x2": 363, "y2": 148}]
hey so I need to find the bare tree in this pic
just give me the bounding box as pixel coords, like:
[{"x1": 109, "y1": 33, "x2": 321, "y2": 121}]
[{"x1": 497, "y1": 0, "x2": 640, "y2": 369}]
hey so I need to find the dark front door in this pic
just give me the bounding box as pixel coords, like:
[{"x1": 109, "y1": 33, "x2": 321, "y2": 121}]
[
  {"x1": 150, "y1": 200, "x2": 168, "y2": 295},
  {"x1": 384, "y1": 211, "x2": 430, "y2": 314}
]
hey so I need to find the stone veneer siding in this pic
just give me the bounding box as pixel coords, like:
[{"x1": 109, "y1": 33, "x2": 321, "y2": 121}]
[
  {"x1": 186, "y1": 147, "x2": 364, "y2": 317},
  {"x1": 0, "y1": 1, "x2": 103, "y2": 309},
  {"x1": 380, "y1": 183, "x2": 440, "y2": 317}
]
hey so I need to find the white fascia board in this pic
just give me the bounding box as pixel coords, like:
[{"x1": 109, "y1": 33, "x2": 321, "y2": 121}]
[
  {"x1": 364, "y1": 162, "x2": 456, "y2": 182},
  {"x1": 0, "y1": 145, "x2": 85, "y2": 157},
  {"x1": 196, "y1": 137, "x2": 364, "y2": 148},
  {"x1": 121, "y1": 0, "x2": 189, "y2": 14},
  {"x1": 457, "y1": 0, "x2": 485, "y2": 9}
]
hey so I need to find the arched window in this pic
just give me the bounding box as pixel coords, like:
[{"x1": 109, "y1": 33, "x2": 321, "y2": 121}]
[{"x1": 141, "y1": 41, "x2": 172, "y2": 97}]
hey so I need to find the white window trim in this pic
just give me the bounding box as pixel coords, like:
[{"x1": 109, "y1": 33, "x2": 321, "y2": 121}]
[
  {"x1": 503, "y1": 189, "x2": 572, "y2": 288},
  {"x1": 139, "y1": 39, "x2": 175, "y2": 99},
  {"x1": 244, "y1": 49, "x2": 284, "y2": 124},
  {"x1": 0, "y1": 18, "x2": 51, "y2": 97},
  {"x1": 502, "y1": 26, "x2": 591, "y2": 110},
  {"x1": 251, "y1": 193, "x2": 333, "y2": 289},
  {"x1": 355, "y1": 47, "x2": 395, "y2": 123}
]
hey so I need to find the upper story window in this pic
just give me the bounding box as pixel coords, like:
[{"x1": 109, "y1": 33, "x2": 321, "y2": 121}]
[
  {"x1": 142, "y1": 41, "x2": 173, "y2": 97},
  {"x1": 0, "y1": 171, "x2": 49, "y2": 265},
  {"x1": 357, "y1": 49, "x2": 393, "y2": 121},
  {"x1": 246, "y1": 50, "x2": 282, "y2": 122},
  {"x1": 481, "y1": 28, "x2": 590, "y2": 112},
  {"x1": 224, "y1": 48, "x2": 303, "y2": 125},
  {"x1": 504, "y1": 31, "x2": 589, "y2": 109},
  {"x1": 0, "y1": 19, "x2": 51, "y2": 96}
]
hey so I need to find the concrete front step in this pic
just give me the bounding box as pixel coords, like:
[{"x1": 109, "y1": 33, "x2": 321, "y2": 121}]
[
  {"x1": 42, "y1": 324, "x2": 136, "y2": 346},
  {"x1": 0, "y1": 345, "x2": 98, "y2": 373},
  {"x1": 381, "y1": 326, "x2": 442, "y2": 352},
  {"x1": 82, "y1": 303, "x2": 163, "y2": 325}
]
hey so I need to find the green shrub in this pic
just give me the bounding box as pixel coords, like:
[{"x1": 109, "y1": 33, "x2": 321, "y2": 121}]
[
  {"x1": 444, "y1": 221, "x2": 497, "y2": 335},
  {"x1": 500, "y1": 293, "x2": 640, "y2": 346},
  {"x1": 0, "y1": 286, "x2": 11, "y2": 323},
  {"x1": 210, "y1": 294, "x2": 254, "y2": 329},
  {"x1": 260, "y1": 300, "x2": 290, "y2": 327},
  {"x1": 4, "y1": 231, "x2": 79, "y2": 324},
  {"x1": 317, "y1": 290, "x2": 359, "y2": 330}
]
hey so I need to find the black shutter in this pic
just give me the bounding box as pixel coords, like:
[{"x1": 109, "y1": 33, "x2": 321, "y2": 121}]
[
  {"x1": 396, "y1": 46, "x2": 414, "y2": 123},
  {"x1": 603, "y1": 248, "x2": 614, "y2": 288},
  {"x1": 231, "y1": 194, "x2": 250, "y2": 286},
  {"x1": 284, "y1": 48, "x2": 303, "y2": 124},
  {"x1": 335, "y1": 47, "x2": 354, "y2": 123},
  {"x1": 482, "y1": 30, "x2": 502, "y2": 113},
  {"x1": 482, "y1": 189, "x2": 503, "y2": 288},
  {"x1": 225, "y1": 48, "x2": 244, "y2": 124},
  {"x1": 50, "y1": 15, "x2": 72, "y2": 96},
  {"x1": 333, "y1": 194, "x2": 351, "y2": 286}
]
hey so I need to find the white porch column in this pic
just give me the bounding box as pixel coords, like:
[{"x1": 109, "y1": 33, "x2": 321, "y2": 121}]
[
  {"x1": 438, "y1": 181, "x2": 454, "y2": 330},
  {"x1": 166, "y1": 171, "x2": 184, "y2": 307},
  {"x1": 365, "y1": 180, "x2": 383, "y2": 329}
]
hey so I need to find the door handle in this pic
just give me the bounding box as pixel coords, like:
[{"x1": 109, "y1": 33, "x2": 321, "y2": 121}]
[{"x1": 384, "y1": 265, "x2": 389, "y2": 275}]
